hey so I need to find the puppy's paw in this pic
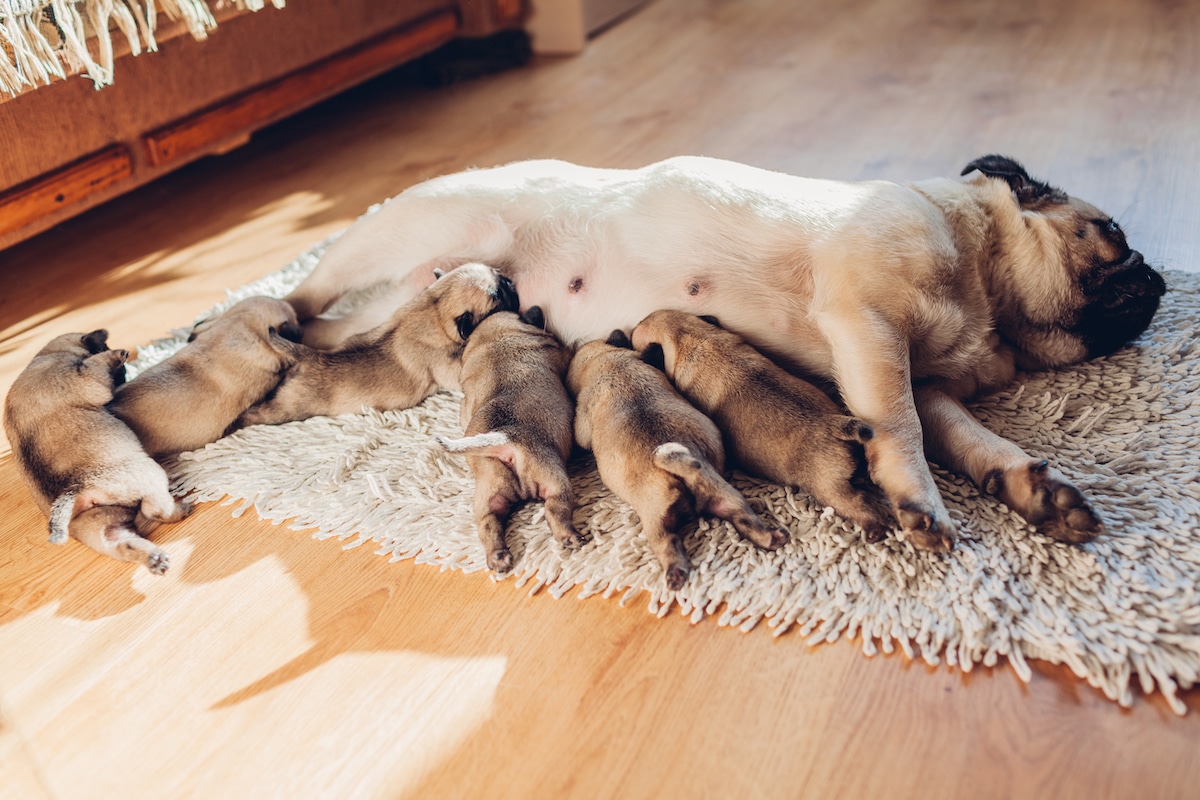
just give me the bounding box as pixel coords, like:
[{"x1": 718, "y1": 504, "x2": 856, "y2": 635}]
[
  {"x1": 48, "y1": 530, "x2": 69, "y2": 545},
  {"x1": 145, "y1": 549, "x2": 170, "y2": 576},
  {"x1": 487, "y1": 548, "x2": 514, "y2": 575},
  {"x1": 986, "y1": 460, "x2": 1102, "y2": 544},
  {"x1": 665, "y1": 563, "x2": 690, "y2": 591},
  {"x1": 556, "y1": 529, "x2": 585, "y2": 551},
  {"x1": 860, "y1": 520, "x2": 890, "y2": 544},
  {"x1": 896, "y1": 502, "x2": 955, "y2": 552}
]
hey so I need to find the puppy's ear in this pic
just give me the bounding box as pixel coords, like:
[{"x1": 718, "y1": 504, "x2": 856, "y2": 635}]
[
  {"x1": 519, "y1": 306, "x2": 546, "y2": 329},
  {"x1": 606, "y1": 329, "x2": 632, "y2": 349},
  {"x1": 433, "y1": 268, "x2": 446, "y2": 280},
  {"x1": 961, "y1": 155, "x2": 1066, "y2": 207},
  {"x1": 456, "y1": 312, "x2": 476, "y2": 340},
  {"x1": 276, "y1": 321, "x2": 305, "y2": 343},
  {"x1": 82, "y1": 329, "x2": 109, "y2": 354},
  {"x1": 640, "y1": 342, "x2": 666, "y2": 371},
  {"x1": 699, "y1": 315, "x2": 722, "y2": 328}
]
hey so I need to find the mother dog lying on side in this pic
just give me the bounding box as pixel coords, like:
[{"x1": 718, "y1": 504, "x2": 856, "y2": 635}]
[{"x1": 286, "y1": 154, "x2": 1165, "y2": 551}]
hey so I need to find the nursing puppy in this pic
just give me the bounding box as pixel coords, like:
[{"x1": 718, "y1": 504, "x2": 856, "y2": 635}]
[
  {"x1": 283, "y1": 155, "x2": 1166, "y2": 550},
  {"x1": 3, "y1": 330, "x2": 191, "y2": 573},
  {"x1": 110, "y1": 296, "x2": 304, "y2": 456},
  {"x1": 437, "y1": 306, "x2": 581, "y2": 574},
  {"x1": 632, "y1": 310, "x2": 894, "y2": 544},
  {"x1": 566, "y1": 331, "x2": 789, "y2": 590},
  {"x1": 238, "y1": 262, "x2": 518, "y2": 426}
]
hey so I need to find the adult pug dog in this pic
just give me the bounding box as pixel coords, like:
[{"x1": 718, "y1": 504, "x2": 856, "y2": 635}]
[{"x1": 285, "y1": 155, "x2": 1166, "y2": 550}]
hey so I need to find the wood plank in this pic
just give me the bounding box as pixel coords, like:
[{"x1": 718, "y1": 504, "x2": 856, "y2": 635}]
[
  {"x1": 0, "y1": 147, "x2": 132, "y2": 238},
  {"x1": 143, "y1": 11, "x2": 461, "y2": 167},
  {"x1": 1, "y1": 0, "x2": 1199, "y2": 796}
]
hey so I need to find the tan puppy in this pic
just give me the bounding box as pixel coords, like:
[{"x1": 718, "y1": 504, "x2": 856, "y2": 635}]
[
  {"x1": 110, "y1": 296, "x2": 304, "y2": 456},
  {"x1": 566, "y1": 331, "x2": 789, "y2": 590},
  {"x1": 3, "y1": 330, "x2": 191, "y2": 573},
  {"x1": 437, "y1": 306, "x2": 581, "y2": 574},
  {"x1": 283, "y1": 155, "x2": 1166, "y2": 551},
  {"x1": 631, "y1": 310, "x2": 893, "y2": 544},
  {"x1": 238, "y1": 263, "x2": 519, "y2": 426}
]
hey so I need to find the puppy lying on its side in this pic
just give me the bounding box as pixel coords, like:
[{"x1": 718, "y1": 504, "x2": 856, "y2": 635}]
[
  {"x1": 3, "y1": 330, "x2": 192, "y2": 574},
  {"x1": 437, "y1": 307, "x2": 582, "y2": 574},
  {"x1": 631, "y1": 310, "x2": 893, "y2": 544},
  {"x1": 566, "y1": 331, "x2": 789, "y2": 590},
  {"x1": 110, "y1": 296, "x2": 304, "y2": 456},
  {"x1": 238, "y1": 263, "x2": 519, "y2": 426}
]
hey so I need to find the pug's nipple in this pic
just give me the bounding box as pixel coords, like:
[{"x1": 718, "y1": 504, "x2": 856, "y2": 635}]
[
  {"x1": 686, "y1": 278, "x2": 708, "y2": 298},
  {"x1": 568, "y1": 277, "x2": 584, "y2": 294}
]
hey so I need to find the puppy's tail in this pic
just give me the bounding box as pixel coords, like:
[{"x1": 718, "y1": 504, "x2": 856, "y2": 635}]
[
  {"x1": 836, "y1": 417, "x2": 874, "y2": 444},
  {"x1": 653, "y1": 442, "x2": 789, "y2": 551},
  {"x1": 437, "y1": 431, "x2": 517, "y2": 465}
]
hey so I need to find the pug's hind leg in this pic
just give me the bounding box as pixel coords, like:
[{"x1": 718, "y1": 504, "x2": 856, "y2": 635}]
[
  {"x1": 530, "y1": 458, "x2": 584, "y2": 552},
  {"x1": 72, "y1": 506, "x2": 171, "y2": 575},
  {"x1": 628, "y1": 480, "x2": 693, "y2": 591},
  {"x1": 654, "y1": 443, "x2": 789, "y2": 550},
  {"x1": 471, "y1": 458, "x2": 520, "y2": 575},
  {"x1": 915, "y1": 387, "x2": 1103, "y2": 543}
]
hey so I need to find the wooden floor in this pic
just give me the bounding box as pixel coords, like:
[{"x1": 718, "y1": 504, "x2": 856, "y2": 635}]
[{"x1": 3, "y1": 0, "x2": 1200, "y2": 796}]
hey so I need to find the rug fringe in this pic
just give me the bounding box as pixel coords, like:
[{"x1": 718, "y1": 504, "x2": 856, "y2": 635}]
[{"x1": 0, "y1": 0, "x2": 285, "y2": 96}]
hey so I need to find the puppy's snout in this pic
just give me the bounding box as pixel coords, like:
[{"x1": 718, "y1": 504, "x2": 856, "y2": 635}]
[{"x1": 495, "y1": 273, "x2": 519, "y2": 312}]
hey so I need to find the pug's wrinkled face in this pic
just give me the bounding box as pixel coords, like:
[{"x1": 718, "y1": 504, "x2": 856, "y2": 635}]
[
  {"x1": 1055, "y1": 198, "x2": 1166, "y2": 360},
  {"x1": 429, "y1": 263, "x2": 520, "y2": 343},
  {"x1": 963, "y1": 155, "x2": 1167, "y2": 368}
]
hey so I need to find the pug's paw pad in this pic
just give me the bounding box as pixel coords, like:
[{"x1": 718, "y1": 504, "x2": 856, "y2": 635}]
[
  {"x1": 146, "y1": 550, "x2": 170, "y2": 575},
  {"x1": 1005, "y1": 460, "x2": 1102, "y2": 544},
  {"x1": 896, "y1": 502, "x2": 955, "y2": 552},
  {"x1": 488, "y1": 548, "x2": 514, "y2": 575},
  {"x1": 665, "y1": 564, "x2": 690, "y2": 591}
]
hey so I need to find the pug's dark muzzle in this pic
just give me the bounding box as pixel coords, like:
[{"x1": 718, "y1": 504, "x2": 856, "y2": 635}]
[
  {"x1": 1074, "y1": 250, "x2": 1167, "y2": 358},
  {"x1": 495, "y1": 273, "x2": 520, "y2": 313}
]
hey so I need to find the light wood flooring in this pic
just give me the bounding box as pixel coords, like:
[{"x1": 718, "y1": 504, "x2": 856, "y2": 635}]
[{"x1": 2, "y1": 0, "x2": 1199, "y2": 796}]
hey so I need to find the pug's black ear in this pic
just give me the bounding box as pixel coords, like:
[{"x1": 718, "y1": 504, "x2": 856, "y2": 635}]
[
  {"x1": 276, "y1": 321, "x2": 305, "y2": 342},
  {"x1": 520, "y1": 306, "x2": 546, "y2": 329},
  {"x1": 456, "y1": 312, "x2": 476, "y2": 340},
  {"x1": 433, "y1": 268, "x2": 446, "y2": 280},
  {"x1": 699, "y1": 315, "x2": 722, "y2": 328},
  {"x1": 606, "y1": 329, "x2": 632, "y2": 349},
  {"x1": 640, "y1": 342, "x2": 666, "y2": 371},
  {"x1": 82, "y1": 329, "x2": 109, "y2": 354},
  {"x1": 961, "y1": 154, "x2": 1066, "y2": 207}
]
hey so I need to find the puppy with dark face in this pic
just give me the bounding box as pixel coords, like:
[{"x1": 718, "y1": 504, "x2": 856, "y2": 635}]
[
  {"x1": 3, "y1": 330, "x2": 191, "y2": 573},
  {"x1": 280, "y1": 155, "x2": 1165, "y2": 552},
  {"x1": 437, "y1": 307, "x2": 581, "y2": 574},
  {"x1": 631, "y1": 310, "x2": 893, "y2": 544},
  {"x1": 109, "y1": 296, "x2": 305, "y2": 456},
  {"x1": 566, "y1": 331, "x2": 789, "y2": 590},
  {"x1": 238, "y1": 263, "x2": 519, "y2": 426}
]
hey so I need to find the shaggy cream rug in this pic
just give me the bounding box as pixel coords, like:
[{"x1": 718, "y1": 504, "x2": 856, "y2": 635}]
[{"x1": 135, "y1": 233, "x2": 1200, "y2": 715}]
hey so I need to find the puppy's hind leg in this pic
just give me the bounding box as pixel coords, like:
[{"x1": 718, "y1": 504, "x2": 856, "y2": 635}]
[
  {"x1": 469, "y1": 457, "x2": 522, "y2": 575},
  {"x1": 72, "y1": 505, "x2": 171, "y2": 575},
  {"x1": 654, "y1": 443, "x2": 789, "y2": 550},
  {"x1": 48, "y1": 492, "x2": 77, "y2": 544},
  {"x1": 631, "y1": 484, "x2": 694, "y2": 591}
]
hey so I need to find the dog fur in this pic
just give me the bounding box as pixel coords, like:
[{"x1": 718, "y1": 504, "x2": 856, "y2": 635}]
[
  {"x1": 631, "y1": 310, "x2": 895, "y2": 545},
  {"x1": 283, "y1": 155, "x2": 1165, "y2": 550},
  {"x1": 239, "y1": 262, "x2": 519, "y2": 426},
  {"x1": 566, "y1": 331, "x2": 789, "y2": 589},
  {"x1": 437, "y1": 306, "x2": 581, "y2": 574},
  {"x1": 110, "y1": 296, "x2": 304, "y2": 456},
  {"x1": 3, "y1": 330, "x2": 191, "y2": 573}
]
